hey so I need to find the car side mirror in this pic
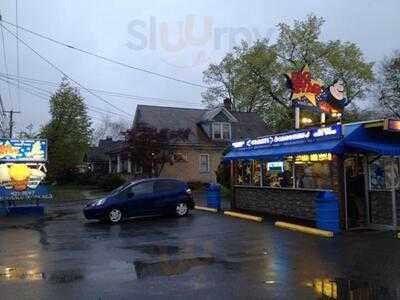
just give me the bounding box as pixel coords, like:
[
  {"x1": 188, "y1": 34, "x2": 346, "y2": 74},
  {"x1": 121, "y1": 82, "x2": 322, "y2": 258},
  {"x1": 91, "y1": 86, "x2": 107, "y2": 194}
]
[{"x1": 127, "y1": 192, "x2": 135, "y2": 199}]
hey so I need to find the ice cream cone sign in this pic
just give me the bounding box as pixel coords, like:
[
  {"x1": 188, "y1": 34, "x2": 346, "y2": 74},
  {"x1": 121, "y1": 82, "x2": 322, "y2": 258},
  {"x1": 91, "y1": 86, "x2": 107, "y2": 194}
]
[{"x1": 9, "y1": 164, "x2": 32, "y2": 191}]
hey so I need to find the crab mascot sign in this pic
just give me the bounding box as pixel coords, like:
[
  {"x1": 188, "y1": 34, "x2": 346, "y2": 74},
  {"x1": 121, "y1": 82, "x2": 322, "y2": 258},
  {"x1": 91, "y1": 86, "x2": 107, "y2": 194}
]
[
  {"x1": 286, "y1": 65, "x2": 350, "y2": 123},
  {"x1": 0, "y1": 139, "x2": 51, "y2": 201}
]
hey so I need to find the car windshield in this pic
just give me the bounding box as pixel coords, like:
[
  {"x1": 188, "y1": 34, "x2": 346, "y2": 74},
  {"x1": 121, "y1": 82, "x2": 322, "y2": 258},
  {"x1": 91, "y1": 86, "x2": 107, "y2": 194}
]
[{"x1": 109, "y1": 182, "x2": 133, "y2": 196}]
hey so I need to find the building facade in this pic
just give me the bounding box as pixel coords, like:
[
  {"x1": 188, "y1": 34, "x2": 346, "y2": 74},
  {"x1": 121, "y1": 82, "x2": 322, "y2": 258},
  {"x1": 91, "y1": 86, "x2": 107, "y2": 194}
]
[{"x1": 108, "y1": 100, "x2": 268, "y2": 183}]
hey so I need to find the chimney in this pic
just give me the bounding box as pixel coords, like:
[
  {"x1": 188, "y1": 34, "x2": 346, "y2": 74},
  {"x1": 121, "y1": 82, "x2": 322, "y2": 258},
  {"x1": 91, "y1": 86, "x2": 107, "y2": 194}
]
[{"x1": 223, "y1": 98, "x2": 233, "y2": 111}]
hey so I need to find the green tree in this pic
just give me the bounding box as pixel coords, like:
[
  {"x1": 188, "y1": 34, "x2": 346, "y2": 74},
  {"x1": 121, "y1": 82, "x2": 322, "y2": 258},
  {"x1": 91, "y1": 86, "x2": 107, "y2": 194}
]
[
  {"x1": 40, "y1": 80, "x2": 92, "y2": 181},
  {"x1": 376, "y1": 51, "x2": 400, "y2": 118},
  {"x1": 203, "y1": 15, "x2": 374, "y2": 131}
]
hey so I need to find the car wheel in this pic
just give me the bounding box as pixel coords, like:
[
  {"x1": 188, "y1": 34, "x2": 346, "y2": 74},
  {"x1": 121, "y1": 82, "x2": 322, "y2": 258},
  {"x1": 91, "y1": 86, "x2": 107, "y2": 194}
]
[
  {"x1": 176, "y1": 203, "x2": 188, "y2": 217},
  {"x1": 107, "y1": 208, "x2": 123, "y2": 224}
]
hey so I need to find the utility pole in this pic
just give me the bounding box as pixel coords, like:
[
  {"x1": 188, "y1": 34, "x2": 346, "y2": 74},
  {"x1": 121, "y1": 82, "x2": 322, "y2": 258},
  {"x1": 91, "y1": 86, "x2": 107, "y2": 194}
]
[{"x1": 4, "y1": 110, "x2": 21, "y2": 138}]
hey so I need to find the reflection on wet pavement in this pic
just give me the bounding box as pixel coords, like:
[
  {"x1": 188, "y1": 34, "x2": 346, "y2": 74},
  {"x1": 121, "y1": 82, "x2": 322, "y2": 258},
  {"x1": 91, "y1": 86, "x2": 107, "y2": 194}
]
[
  {"x1": 0, "y1": 266, "x2": 44, "y2": 281},
  {"x1": 2, "y1": 197, "x2": 400, "y2": 299},
  {"x1": 134, "y1": 257, "x2": 215, "y2": 278},
  {"x1": 45, "y1": 269, "x2": 84, "y2": 284},
  {"x1": 306, "y1": 278, "x2": 400, "y2": 300},
  {"x1": 120, "y1": 244, "x2": 181, "y2": 255}
]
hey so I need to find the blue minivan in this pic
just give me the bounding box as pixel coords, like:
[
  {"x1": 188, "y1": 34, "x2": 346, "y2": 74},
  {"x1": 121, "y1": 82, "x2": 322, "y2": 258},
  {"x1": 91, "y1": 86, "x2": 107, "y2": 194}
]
[{"x1": 83, "y1": 178, "x2": 194, "y2": 223}]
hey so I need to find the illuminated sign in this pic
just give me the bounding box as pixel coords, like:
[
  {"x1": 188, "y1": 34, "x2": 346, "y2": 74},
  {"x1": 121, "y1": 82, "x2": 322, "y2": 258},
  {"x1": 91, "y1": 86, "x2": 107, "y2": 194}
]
[
  {"x1": 0, "y1": 139, "x2": 47, "y2": 162},
  {"x1": 286, "y1": 65, "x2": 350, "y2": 115},
  {"x1": 267, "y1": 162, "x2": 284, "y2": 172},
  {"x1": 296, "y1": 153, "x2": 332, "y2": 162},
  {"x1": 384, "y1": 119, "x2": 400, "y2": 132},
  {"x1": 232, "y1": 125, "x2": 342, "y2": 149}
]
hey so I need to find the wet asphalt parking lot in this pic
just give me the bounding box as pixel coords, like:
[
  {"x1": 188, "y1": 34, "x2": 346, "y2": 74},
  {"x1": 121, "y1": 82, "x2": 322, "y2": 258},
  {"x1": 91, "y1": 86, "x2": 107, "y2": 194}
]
[{"x1": 1, "y1": 197, "x2": 400, "y2": 299}]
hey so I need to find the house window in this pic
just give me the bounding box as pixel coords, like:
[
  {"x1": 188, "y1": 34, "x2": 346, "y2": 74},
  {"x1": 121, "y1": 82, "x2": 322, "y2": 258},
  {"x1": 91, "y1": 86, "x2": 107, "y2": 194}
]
[
  {"x1": 212, "y1": 122, "x2": 231, "y2": 140},
  {"x1": 199, "y1": 154, "x2": 210, "y2": 173}
]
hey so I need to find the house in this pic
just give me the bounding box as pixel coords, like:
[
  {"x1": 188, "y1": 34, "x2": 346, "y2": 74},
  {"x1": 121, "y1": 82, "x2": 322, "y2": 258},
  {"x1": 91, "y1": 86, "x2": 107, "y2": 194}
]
[
  {"x1": 83, "y1": 137, "x2": 123, "y2": 174},
  {"x1": 108, "y1": 99, "x2": 268, "y2": 183}
]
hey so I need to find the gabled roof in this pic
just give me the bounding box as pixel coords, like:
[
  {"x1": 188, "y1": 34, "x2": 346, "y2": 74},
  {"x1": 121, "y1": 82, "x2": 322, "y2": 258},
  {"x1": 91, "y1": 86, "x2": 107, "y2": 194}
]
[
  {"x1": 134, "y1": 105, "x2": 267, "y2": 145},
  {"x1": 201, "y1": 106, "x2": 238, "y2": 122}
]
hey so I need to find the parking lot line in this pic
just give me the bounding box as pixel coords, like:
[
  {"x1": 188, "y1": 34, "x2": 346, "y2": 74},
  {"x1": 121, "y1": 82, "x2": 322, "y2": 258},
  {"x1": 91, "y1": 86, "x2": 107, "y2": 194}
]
[
  {"x1": 223, "y1": 211, "x2": 263, "y2": 222},
  {"x1": 275, "y1": 221, "x2": 334, "y2": 238}
]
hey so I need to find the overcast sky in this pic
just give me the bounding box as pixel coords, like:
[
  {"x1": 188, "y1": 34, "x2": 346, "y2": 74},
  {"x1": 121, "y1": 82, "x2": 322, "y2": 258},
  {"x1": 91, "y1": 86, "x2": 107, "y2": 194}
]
[{"x1": 0, "y1": 0, "x2": 399, "y2": 133}]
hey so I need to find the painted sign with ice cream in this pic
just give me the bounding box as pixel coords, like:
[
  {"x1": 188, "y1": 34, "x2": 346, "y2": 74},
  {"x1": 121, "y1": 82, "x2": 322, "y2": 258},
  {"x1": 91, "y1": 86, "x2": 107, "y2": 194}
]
[
  {"x1": 0, "y1": 139, "x2": 47, "y2": 162},
  {"x1": 0, "y1": 139, "x2": 51, "y2": 200}
]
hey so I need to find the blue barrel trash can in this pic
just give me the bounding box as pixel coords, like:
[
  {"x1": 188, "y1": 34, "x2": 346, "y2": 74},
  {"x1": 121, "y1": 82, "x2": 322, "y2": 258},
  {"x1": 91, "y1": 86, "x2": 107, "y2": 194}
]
[
  {"x1": 207, "y1": 183, "x2": 221, "y2": 209},
  {"x1": 315, "y1": 191, "x2": 340, "y2": 233}
]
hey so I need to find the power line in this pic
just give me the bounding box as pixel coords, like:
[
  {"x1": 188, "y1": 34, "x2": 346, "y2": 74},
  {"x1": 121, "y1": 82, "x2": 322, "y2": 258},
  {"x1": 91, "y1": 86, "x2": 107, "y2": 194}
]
[
  {"x1": 0, "y1": 19, "x2": 206, "y2": 89},
  {"x1": 0, "y1": 76, "x2": 130, "y2": 121},
  {"x1": 0, "y1": 75, "x2": 130, "y2": 118},
  {"x1": 0, "y1": 22, "x2": 132, "y2": 117},
  {"x1": 0, "y1": 72, "x2": 204, "y2": 107}
]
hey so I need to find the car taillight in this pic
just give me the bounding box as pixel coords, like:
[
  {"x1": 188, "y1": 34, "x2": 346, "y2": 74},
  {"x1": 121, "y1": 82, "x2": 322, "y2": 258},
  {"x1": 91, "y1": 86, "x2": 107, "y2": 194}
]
[{"x1": 186, "y1": 188, "x2": 192, "y2": 196}]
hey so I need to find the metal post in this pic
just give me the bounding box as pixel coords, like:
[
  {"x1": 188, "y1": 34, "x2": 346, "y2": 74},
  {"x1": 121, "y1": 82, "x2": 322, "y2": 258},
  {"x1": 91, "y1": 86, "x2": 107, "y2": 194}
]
[
  {"x1": 230, "y1": 161, "x2": 235, "y2": 209},
  {"x1": 295, "y1": 107, "x2": 300, "y2": 129},
  {"x1": 391, "y1": 157, "x2": 397, "y2": 228},
  {"x1": 343, "y1": 159, "x2": 348, "y2": 231},
  {"x1": 321, "y1": 113, "x2": 326, "y2": 127},
  {"x1": 292, "y1": 157, "x2": 296, "y2": 188},
  {"x1": 363, "y1": 156, "x2": 371, "y2": 227}
]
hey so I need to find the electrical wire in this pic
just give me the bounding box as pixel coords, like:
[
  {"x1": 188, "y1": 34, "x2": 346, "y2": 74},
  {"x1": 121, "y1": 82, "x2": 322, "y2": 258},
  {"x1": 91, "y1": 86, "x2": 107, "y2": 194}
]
[
  {"x1": 0, "y1": 19, "x2": 206, "y2": 89},
  {"x1": 15, "y1": 0, "x2": 21, "y2": 111},
  {"x1": 0, "y1": 75, "x2": 131, "y2": 118},
  {"x1": 0, "y1": 76, "x2": 130, "y2": 120},
  {"x1": 0, "y1": 72, "x2": 204, "y2": 108},
  {"x1": 0, "y1": 22, "x2": 132, "y2": 117}
]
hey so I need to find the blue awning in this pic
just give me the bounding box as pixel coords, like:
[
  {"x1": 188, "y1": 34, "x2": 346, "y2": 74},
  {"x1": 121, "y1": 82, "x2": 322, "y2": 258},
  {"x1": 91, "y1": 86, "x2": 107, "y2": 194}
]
[
  {"x1": 345, "y1": 141, "x2": 400, "y2": 156},
  {"x1": 343, "y1": 125, "x2": 400, "y2": 156},
  {"x1": 224, "y1": 139, "x2": 344, "y2": 161}
]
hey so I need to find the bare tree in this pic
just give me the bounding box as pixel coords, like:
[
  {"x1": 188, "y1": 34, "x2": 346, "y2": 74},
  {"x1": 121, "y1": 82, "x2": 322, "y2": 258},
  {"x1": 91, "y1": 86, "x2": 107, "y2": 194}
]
[
  {"x1": 92, "y1": 115, "x2": 130, "y2": 144},
  {"x1": 376, "y1": 51, "x2": 400, "y2": 118}
]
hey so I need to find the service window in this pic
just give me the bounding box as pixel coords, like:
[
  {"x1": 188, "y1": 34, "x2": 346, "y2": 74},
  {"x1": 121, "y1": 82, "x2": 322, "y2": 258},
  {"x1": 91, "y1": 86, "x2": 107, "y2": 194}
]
[
  {"x1": 236, "y1": 160, "x2": 261, "y2": 186},
  {"x1": 261, "y1": 160, "x2": 293, "y2": 188},
  {"x1": 295, "y1": 161, "x2": 334, "y2": 190}
]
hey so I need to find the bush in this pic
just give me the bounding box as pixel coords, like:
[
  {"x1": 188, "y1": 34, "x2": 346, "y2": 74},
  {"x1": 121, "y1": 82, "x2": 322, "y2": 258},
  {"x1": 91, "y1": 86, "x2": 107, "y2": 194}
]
[
  {"x1": 97, "y1": 174, "x2": 126, "y2": 191},
  {"x1": 221, "y1": 186, "x2": 232, "y2": 199},
  {"x1": 216, "y1": 163, "x2": 231, "y2": 189}
]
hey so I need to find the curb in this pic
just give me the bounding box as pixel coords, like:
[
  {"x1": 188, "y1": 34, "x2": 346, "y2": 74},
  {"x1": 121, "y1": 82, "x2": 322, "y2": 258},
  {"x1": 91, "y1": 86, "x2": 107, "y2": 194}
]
[
  {"x1": 194, "y1": 206, "x2": 218, "y2": 213},
  {"x1": 224, "y1": 211, "x2": 263, "y2": 222},
  {"x1": 275, "y1": 221, "x2": 334, "y2": 238}
]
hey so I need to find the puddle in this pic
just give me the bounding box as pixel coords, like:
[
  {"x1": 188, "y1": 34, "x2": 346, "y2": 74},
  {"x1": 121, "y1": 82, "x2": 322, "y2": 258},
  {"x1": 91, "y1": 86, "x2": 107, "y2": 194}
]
[
  {"x1": 306, "y1": 278, "x2": 400, "y2": 300},
  {"x1": 45, "y1": 269, "x2": 84, "y2": 284},
  {"x1": 120, "y1": 244, "x2": 181, "y2": 255},
  {"x1": 134, "y1": 257, "x2": 215, "y2": 278}
]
